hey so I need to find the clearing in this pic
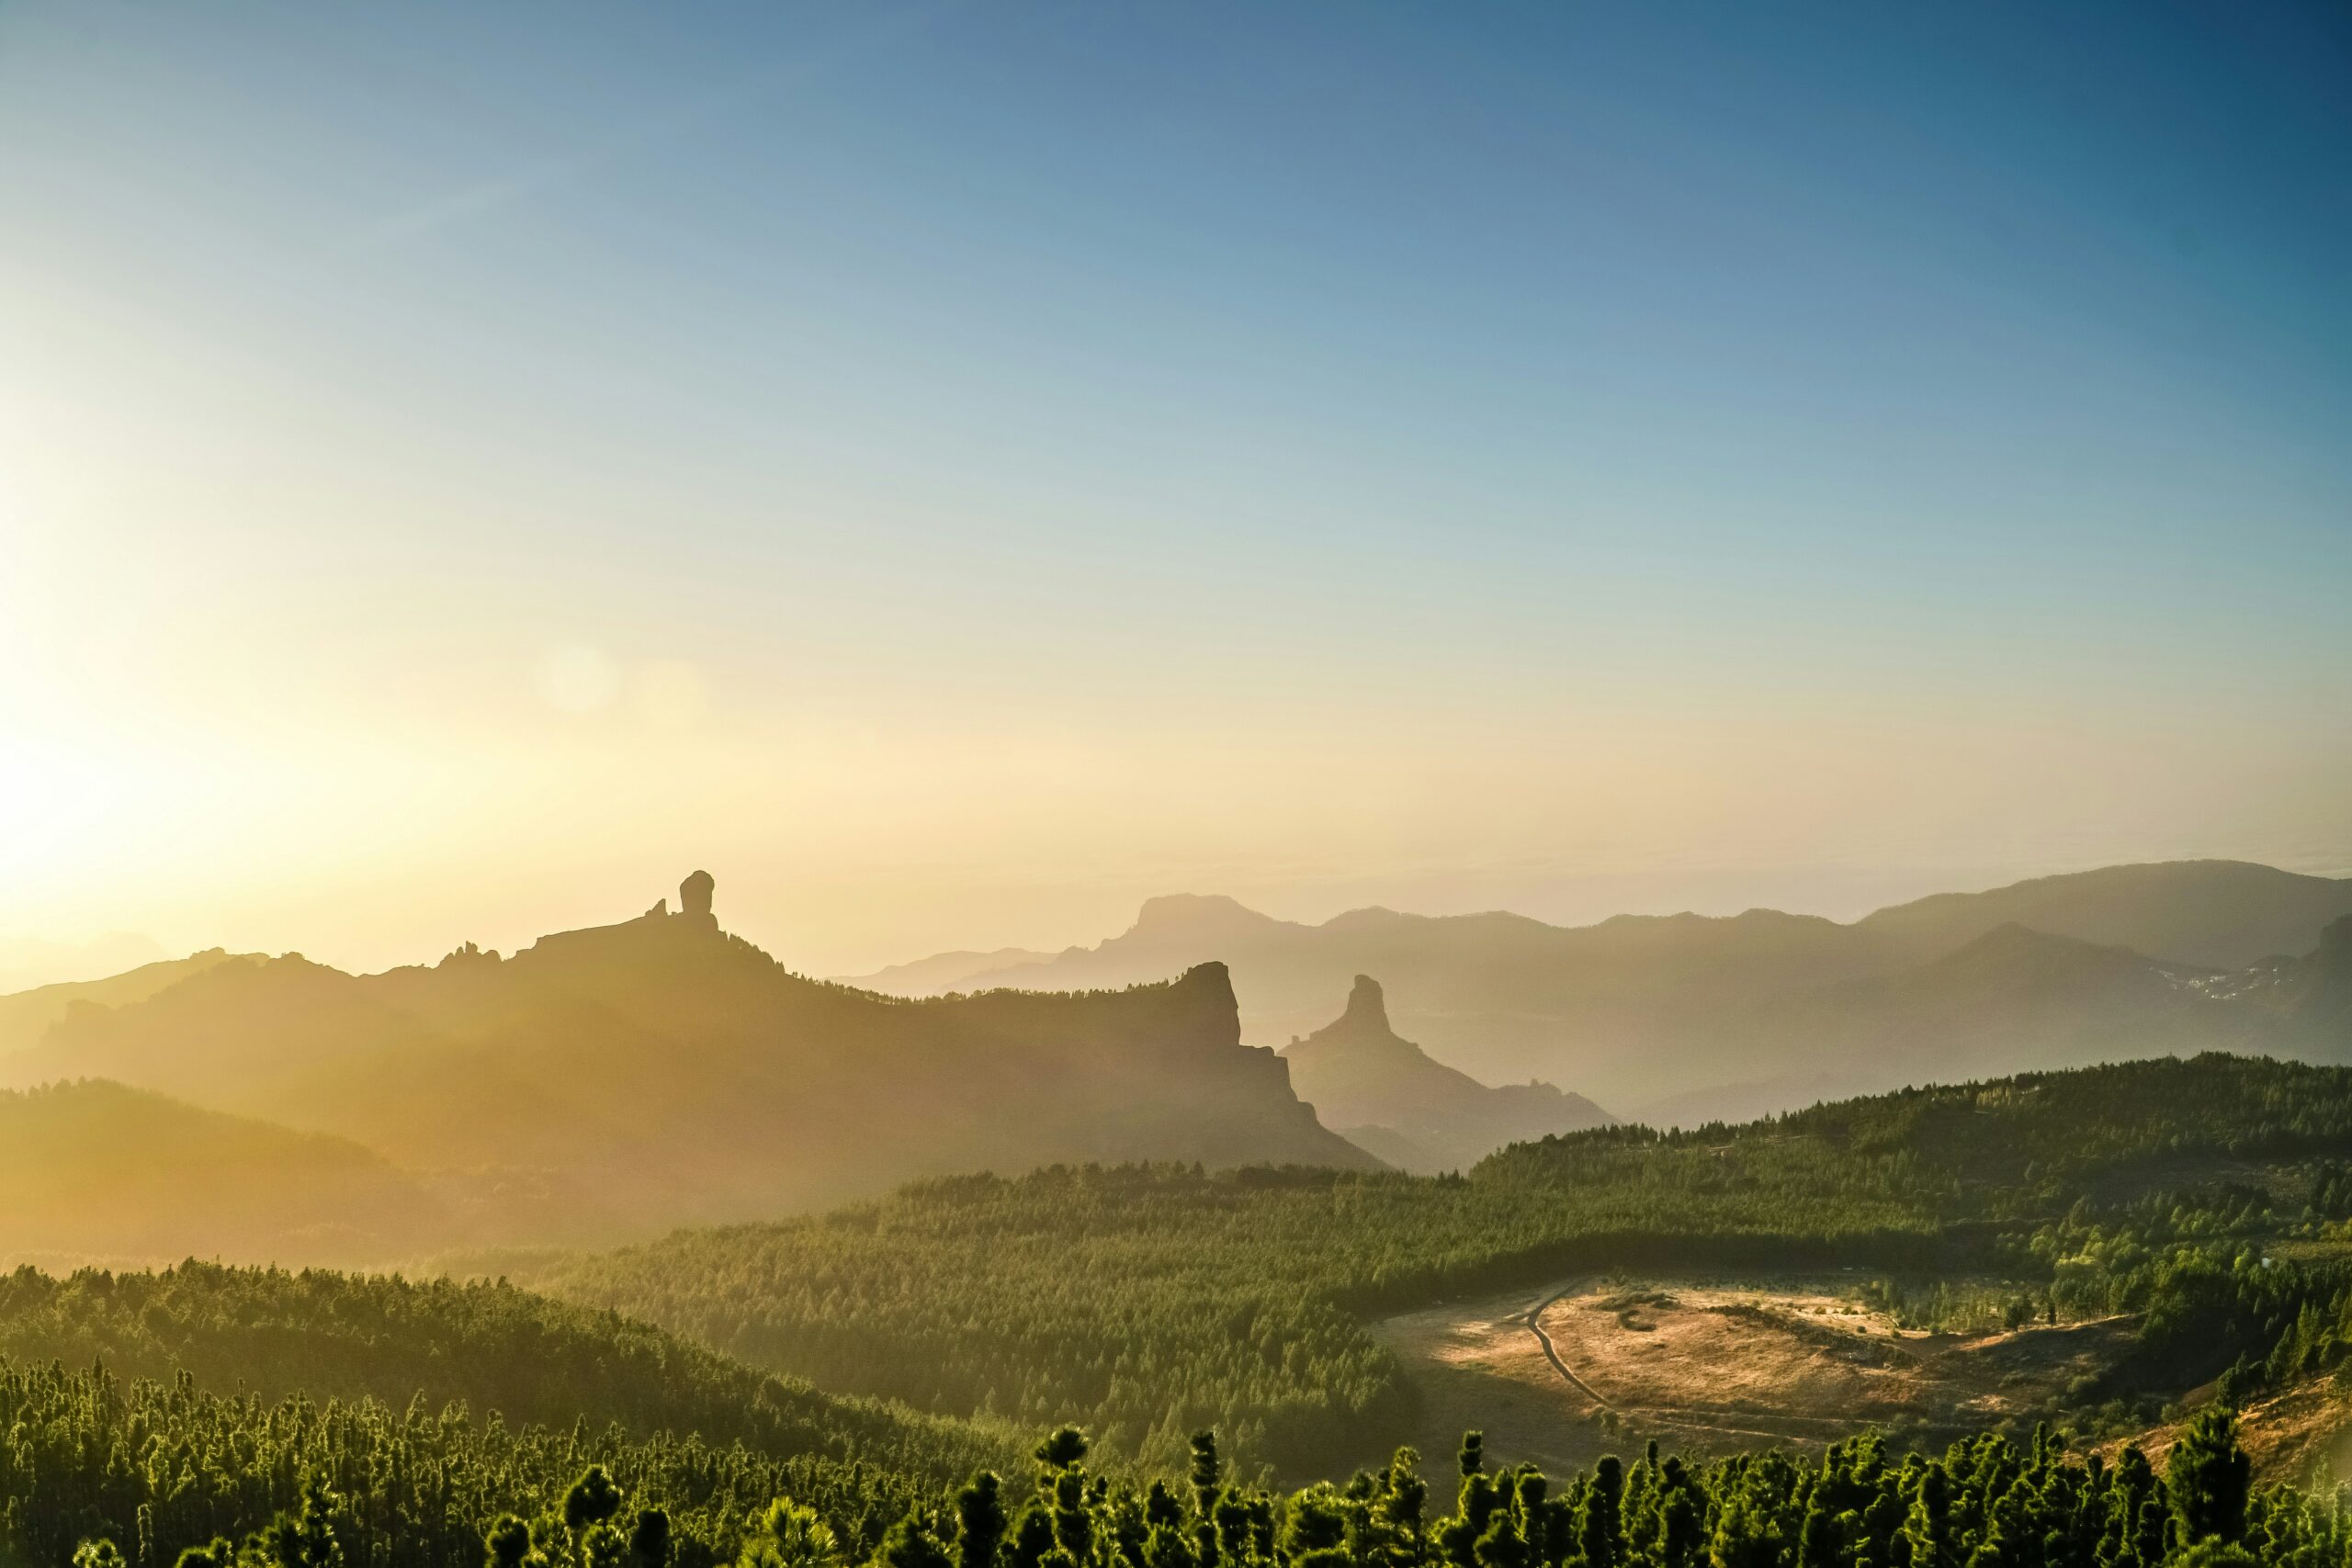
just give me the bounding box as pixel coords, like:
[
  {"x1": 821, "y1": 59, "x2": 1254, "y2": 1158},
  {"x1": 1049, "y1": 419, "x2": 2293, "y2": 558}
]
[{"x1": 1370, "y1": 1273, "x2": 2139, "y2": 1472}]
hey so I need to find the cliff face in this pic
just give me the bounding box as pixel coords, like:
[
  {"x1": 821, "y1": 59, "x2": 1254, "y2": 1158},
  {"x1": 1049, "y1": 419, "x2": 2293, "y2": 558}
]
[
  {"x1": 4, "y1": 874, "x2": 1375, "y2": 1242},
  {"x1": 1282, "y1": 976, "x2": 1611, "y2": 1173}
]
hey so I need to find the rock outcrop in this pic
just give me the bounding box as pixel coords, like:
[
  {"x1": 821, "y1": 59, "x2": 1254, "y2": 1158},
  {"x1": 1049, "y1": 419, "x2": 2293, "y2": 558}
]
[
  {"x1": 1282, "y1": 975, "x2": 1612, "y2": 1173},
  {"x1": 680, "y1": 869, "x2": 716, "y2": 923}
]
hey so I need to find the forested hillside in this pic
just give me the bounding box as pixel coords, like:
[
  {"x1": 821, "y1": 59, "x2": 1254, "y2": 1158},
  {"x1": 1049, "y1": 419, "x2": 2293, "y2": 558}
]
[
  {"x1": 544, "y1": 1055, "x2": 2352, "y2": 1481},
  {"x1": 0, "y1": 1262, "x2": 1014, "y2": 1483},
  {"x1": 0, "y1": 1264, "x2": 2329, "y2": 1568},
  {"x1": 6, "y1": 1061, "x2": 2351, "y2": 1568},
  {"x1": 9, "y1": 1363, "x2": 2334, "y2": 1568}
]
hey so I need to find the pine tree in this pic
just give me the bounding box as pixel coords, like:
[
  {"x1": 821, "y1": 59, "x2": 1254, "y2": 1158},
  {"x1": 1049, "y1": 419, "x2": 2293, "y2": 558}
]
[
  {"x1": 954, "y1": 1475, "x2": 1006, "y2": 1568},
  {"x1": 2166, "y1": 1410, "x2": 2251, "y2": 1546}
]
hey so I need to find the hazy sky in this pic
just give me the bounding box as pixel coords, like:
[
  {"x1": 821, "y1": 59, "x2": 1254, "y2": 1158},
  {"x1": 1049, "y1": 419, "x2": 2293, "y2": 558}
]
[{"x1": 3, "y1": 1, "x2": 2348, "y2": 979}]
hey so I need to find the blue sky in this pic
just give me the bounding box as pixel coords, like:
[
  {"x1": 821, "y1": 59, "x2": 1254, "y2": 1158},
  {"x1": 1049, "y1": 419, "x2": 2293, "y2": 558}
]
[{"x1": 1, "y1": 1, "x2": 2346, "y2": 973}]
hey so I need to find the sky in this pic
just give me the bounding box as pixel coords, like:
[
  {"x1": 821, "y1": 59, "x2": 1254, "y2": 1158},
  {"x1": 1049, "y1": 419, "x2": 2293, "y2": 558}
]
[{"x1": 2, "y1": 1, "x2": 2348, "y2": 981}]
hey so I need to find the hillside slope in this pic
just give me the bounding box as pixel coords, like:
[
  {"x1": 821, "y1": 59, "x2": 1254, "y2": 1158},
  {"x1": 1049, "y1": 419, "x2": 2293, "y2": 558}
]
[
  {"x1": 547, "y1": 1053, "x2": 2352, "y2": 1478},
  {"x1": 0, "y1": 874, "x2": 1375, "y2": 1239},
  {"x1": 1634, "y1": 923, "x2": 2263, "y2": 1125},
  {"x1": 1855, "y1": 860, "x2": 2352, "y2": 970},
  {"x1": 0, "y1": 1261, "x2": 1012, "y2": 1482},
  {"x1": 1282, "y1": 975, "x2": 1612, "y2": 1172},
  {"x1": 0, "y1": 947, "x2": 252, "y2": 1055},
  {"x1": 0, "y1": 1080, "x2": 447, "y2": 1266}
]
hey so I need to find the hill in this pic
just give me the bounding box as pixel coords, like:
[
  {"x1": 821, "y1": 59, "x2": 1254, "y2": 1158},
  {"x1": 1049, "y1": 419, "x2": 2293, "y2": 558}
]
[
  {"x1": 853, "y1": 861, "x2": 2352, "y2": 1116},
  {"x1": 1281, "y1": 975, "x2": 1613, "y2": 1172},
  {"x1": 0, "y1": 1079, "x2": 447, "y2": 1266},
  {"x1": 0, "y1": 1260, "x2": 1012, "y2": 1483},
  {"x1": 0, "y1": 874, "x2": 1375, "y2": 1245},
  {"x1": 0, "y1": 946, "x2": 251, "y2": 1055},
  {"x1": 836, "y1": 945, "x2": 1059, "y2": 994},
  {"x1": 6, "y1": 1059, "x2": 2346, "y2": 1568},
  {"x1": 1854, "y1": 859, "x2": 2352, "y2": 970},
  {"x1": 1634, "y1": 923, "x2": 2262, "y2": 1126},
  {"x1": 545, "y1": 1052, "x2": 2352, "y2": 1477}
]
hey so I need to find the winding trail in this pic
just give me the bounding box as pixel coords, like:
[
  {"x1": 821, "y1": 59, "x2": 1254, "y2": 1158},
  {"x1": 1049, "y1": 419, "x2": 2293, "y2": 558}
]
[
  {"x1": 1521, "y1": 1282, "x2": 1614, "y2": 1412},
  {"x1": 1513, "y1": 1283, "x2": 1942, "y2": 1449},
  {"x1": 1519, "y1": 1284, "x2": 1827, "y2": 1446}
]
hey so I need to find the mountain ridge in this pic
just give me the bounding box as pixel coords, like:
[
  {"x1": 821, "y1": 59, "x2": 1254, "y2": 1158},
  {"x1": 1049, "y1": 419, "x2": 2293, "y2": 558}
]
[
  {"x1": 844, "y1": 859, "x2": 2352, "y2": 1117},
  {"x1": 0, "y1": 874, "x2": 1378, "y2": 1252}
]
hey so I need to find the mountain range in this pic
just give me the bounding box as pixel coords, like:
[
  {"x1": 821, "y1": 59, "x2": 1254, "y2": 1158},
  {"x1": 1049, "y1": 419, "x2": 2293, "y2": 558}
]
[
  {"x1": 6, "y1": 857, "x2": 2348, "y2": 1268},
  {"x1": 842, "y1": 860, "x2": 2352, "y2": 1121},
  {"x1": 0, "y1": 873, "x2": 1372, "y2": 1262}
]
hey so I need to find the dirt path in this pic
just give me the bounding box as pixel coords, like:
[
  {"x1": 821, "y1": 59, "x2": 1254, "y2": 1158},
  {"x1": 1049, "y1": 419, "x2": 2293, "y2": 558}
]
[
  {"x1": 1515, "y1": 1284, "x2": 1862, "y2": 1447},
  {"x1": 1523, "y1": 1282, "x2": 1615, "y2": 1411}
]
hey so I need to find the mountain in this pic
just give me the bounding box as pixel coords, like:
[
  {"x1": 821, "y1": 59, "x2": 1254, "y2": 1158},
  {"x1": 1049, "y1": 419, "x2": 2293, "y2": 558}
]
[
  {"x1": 834, "y1": 945, "x2": 1059, "y2": 995},
  {"x1": 1280, "y1": 975, "x2": 1612, "y2": 1172},
  {"x1": 0, "y1": 1079, "x2": 446, "y2": 1266},
  {"x1": 1852, "y1": 860, "x2": 2352, "y2": 971},
  {"x1": 0, "y1": 874, "x2": 1376, "y2": 1244},
  {"x1": 1635, "y1": 923, "x2": 2260, "y2": 1126},
  {"x1": 854, "y1": 861, "x2": 2352, "y2": 1117},
  {"x1": 0, "y1": 947, "x2": 252, "y2": 1055}
]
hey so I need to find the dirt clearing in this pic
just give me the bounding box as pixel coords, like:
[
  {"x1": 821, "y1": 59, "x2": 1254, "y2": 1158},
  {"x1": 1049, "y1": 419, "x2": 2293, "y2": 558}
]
[{"x1": 1371, "y1": 1274, "x2": 2139, "y2": 1471}]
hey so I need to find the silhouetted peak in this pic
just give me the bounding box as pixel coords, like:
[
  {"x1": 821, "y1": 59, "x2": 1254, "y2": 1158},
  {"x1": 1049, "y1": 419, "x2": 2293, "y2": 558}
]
[
  {"x1": 1321, "y1": 907, "x2": 1409, "y2": 931},
  {"x1": 1173, "y1": 960, "x2": 1233, "y2": 994},
  {"x1": 529, "y1": 874, "x2": 728, "y2": 959},
  {"x1": 1296, "y1": 975, "x2": 1406, "y2": 1054},
  {"x1": 1127, "y1": 894, "x2": 1283, "y2": 942}
]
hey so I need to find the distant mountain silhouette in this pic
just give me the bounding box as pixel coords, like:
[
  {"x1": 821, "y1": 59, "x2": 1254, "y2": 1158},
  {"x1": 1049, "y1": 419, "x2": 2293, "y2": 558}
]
[
  {"x1": 0, "y1": 1079, "x2": 445, "y2": 1267},
  {"x1": 1636, "y1": 923, "x2": 2262, "y2": 1126},
  {"x1": 0, "y1": 947, "x2": 252, "y2": 1055},
  {"x1": 837, "y1": 945, "x2": 1059, "y2": 995},
  {"x1": 1281, "y1": 976, "x2": 1611, "y2": 1172},
  {"x1": 0, "y1": 874, "x2": 1376, "y2": 1245},
  {"x1": 854, "y1": 861, "x2": 2352, "y2": 1118},
  {"x1": 1851, "y1": 861, "x2": 2352, "y2": 971},
  {"x1": 0, "y1": 931, "x2": 169, "y2": 995}
]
